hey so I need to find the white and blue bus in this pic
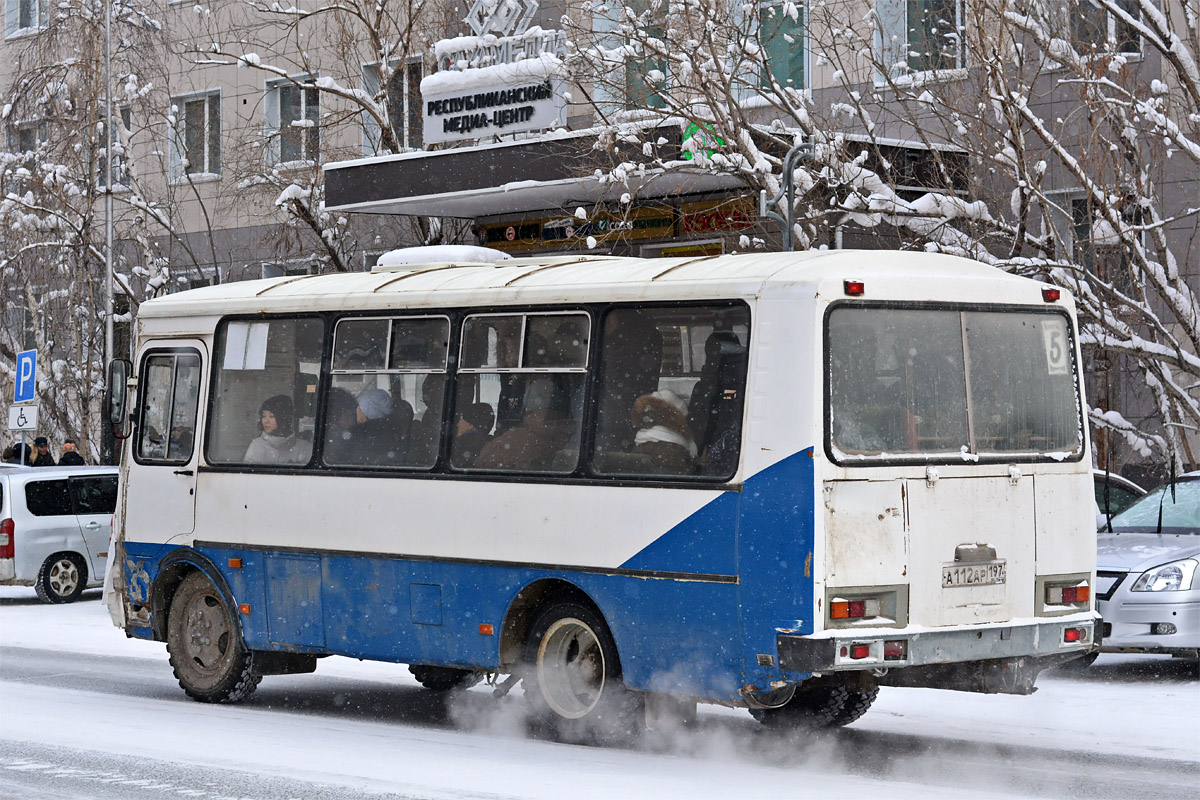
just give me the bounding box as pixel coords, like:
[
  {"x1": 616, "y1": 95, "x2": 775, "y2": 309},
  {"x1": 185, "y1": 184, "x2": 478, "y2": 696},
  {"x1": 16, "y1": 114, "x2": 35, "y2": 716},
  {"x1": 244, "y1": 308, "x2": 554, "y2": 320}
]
[{"x1": 104, "y1": 248, "x2": 1098, "y2": 737}]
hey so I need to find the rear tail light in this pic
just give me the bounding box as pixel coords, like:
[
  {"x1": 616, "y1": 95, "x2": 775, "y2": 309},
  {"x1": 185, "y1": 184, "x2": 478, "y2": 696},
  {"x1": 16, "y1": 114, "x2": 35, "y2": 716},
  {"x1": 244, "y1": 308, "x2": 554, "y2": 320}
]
[
  {"x1": 0, "y1": 518, "x2": 13, "y2": 559},
  {"x1": 848, "y1": 643, "x2": 871, "y2": 659},
  {"x1": 830, "y1": 597, "x2": 883, "y2": 620},
  {"x1": 1046, "y1": 582, "x2": 1090, "y2": 605},
  {"x1": 883, "y1": 640, "x2": 908, "y2": 661},
  {"x1": 1063, "y1": 627, "x2": 1084, "y2": 643}
]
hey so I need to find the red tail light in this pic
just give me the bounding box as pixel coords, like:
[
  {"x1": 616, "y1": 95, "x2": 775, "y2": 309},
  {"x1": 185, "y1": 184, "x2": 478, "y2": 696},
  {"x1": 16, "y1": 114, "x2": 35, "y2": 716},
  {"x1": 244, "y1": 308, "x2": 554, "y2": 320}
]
[
  {"x1": 1063, "y1": 627, "x2": 1084, "y2": 643},
  {"x1": 1047, "y1": 583, "x2": 1090, "y2": 605},
  {"x1": 848, "y1": 643, "x2": 871, "y2": 659},
  {"x1": 830, "y1": 598, "x2": 882, "y2": 620},
  {"x1": 0, "y1": 518, "x2": 13, "y2": 559}
]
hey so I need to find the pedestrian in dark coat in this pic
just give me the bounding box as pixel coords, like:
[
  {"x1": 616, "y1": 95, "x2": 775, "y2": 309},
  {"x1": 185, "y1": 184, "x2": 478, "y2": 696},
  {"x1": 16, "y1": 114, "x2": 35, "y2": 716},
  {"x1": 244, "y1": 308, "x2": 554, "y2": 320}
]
[
  {"x1": 58, "y1": 438, "x2": 86, "y2": 466},
  {"x1": 31, "y1": 436, "x2": 56, "y2": 467}
]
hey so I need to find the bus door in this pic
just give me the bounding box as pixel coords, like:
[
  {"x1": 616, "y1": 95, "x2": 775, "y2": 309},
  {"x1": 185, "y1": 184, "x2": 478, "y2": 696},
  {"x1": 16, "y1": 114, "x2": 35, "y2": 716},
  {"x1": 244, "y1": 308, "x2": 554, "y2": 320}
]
[{"x1": 124, "y1": 343, "x2": 206, "y2": 544}]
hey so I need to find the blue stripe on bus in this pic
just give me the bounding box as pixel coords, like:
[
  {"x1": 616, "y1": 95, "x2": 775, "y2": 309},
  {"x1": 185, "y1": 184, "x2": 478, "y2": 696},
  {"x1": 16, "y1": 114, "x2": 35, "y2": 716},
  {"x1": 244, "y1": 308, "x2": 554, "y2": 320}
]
[{"x1": 122, "y1": 447, "x2": 816, "y2": 701}]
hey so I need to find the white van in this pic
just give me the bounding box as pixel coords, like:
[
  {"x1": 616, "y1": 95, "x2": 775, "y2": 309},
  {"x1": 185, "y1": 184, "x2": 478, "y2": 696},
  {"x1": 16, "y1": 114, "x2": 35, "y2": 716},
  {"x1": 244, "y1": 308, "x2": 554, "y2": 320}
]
[{"x1": 0, "y1": 464, "x2": 119, "y2": 603}]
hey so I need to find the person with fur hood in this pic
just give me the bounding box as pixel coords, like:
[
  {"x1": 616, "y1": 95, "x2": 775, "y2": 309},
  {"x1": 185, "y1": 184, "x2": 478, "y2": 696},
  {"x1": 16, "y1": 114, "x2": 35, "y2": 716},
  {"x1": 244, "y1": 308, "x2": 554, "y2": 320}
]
[
  {"x1": 630, "y1": 389, "x2": 697, "y2": 475},
  {"x1": 244, "y1": 394, "x2": 309, "y2": 464}
]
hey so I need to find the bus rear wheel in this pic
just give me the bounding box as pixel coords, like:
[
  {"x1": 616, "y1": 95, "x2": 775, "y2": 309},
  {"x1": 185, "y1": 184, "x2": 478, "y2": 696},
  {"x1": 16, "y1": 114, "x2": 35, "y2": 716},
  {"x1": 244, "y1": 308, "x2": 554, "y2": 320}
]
[
  {"x1": 523, "y1": 600, "x2": 642, "y2": 742},
  {"x1": 408, "y1": 665, "x2": 485, "y2": 691},
  {"x1": 750, "y1": 678, "x2": 878, "y2": 729},
  {"x1": 167, "y1": 571, "x2": 261, "y2": 703}
]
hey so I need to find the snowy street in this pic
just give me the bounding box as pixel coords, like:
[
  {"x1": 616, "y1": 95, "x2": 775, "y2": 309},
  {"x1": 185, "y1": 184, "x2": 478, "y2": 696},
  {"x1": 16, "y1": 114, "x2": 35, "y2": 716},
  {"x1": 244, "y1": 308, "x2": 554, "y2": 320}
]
[{"x1": 1, "y1": 588, "x2": 1196, "y2": 800}]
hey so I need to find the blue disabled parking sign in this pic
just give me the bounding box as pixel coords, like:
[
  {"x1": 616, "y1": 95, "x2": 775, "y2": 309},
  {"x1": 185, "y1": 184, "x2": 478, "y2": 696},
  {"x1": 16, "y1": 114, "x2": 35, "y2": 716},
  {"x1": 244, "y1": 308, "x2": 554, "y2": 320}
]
[{"x1": 14, "y1": 350, "x2": 36, "y2": 403}]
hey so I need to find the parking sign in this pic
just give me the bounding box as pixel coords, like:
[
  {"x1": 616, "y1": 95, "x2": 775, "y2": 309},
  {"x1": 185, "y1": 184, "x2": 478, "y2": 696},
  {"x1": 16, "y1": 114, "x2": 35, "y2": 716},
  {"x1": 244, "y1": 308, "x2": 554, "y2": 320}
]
[{"x1": 14, "y1": 350, "x2": 36, "y2": 403}]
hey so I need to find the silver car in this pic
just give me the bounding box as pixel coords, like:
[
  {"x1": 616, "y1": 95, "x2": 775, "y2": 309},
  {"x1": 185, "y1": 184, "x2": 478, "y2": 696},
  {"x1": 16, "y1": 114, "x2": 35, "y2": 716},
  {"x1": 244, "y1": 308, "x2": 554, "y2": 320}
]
[
  {"x1": 0, "y1": 464, "x2": 119, "y2": 603},
  {"x1": 1094, "y1": 472, "x2": 1200, "y2": 660}
]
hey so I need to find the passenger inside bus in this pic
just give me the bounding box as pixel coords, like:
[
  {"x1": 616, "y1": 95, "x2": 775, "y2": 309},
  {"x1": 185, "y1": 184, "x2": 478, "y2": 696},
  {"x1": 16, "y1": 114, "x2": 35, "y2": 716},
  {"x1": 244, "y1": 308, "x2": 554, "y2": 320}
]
[
  {"x1": 244, "y1": 394, "x2": 311, "y2": 465},
  {"x1": 594, "y1": 310, "x2": 663, "y2": 453},
  {"x1": 630, "y1": 389, "x2": 697, "y2": 475},
  {"x1": 473, "y1": 329, "x2": 584, "y2": 471},
  {"x1": 452, "y1": 402, "x2": 495, "y2": 467},
  {"x1": 349, "y1": 388, "x2": 413, "y2": 466}
]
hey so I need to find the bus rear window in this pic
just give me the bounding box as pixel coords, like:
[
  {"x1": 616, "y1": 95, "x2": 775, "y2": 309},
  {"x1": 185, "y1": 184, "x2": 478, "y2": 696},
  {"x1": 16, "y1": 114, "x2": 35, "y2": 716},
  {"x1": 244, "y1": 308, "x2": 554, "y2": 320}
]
[{"x1": 827, "y1": 306, "x2": 1082, "y2": 462}]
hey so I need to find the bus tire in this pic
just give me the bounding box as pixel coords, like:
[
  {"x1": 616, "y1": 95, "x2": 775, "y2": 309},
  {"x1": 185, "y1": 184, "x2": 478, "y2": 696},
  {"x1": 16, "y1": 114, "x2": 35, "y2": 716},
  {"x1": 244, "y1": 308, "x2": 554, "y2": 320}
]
[
  {"x1": 523, "y1": 600, "x2": 643, "y2": 742},
  {"x1": 408, "y1": 665, "x2": 485, "y2": 692},
  {"x1": 167, "y1": 571, "x2": 261, "y2": 703},
  {"x1": 750, "y1": 680, "x2": 878, "y2": 729},
  {"x1": 35, "y1": 552, "x2": 87, "y2": 604}
]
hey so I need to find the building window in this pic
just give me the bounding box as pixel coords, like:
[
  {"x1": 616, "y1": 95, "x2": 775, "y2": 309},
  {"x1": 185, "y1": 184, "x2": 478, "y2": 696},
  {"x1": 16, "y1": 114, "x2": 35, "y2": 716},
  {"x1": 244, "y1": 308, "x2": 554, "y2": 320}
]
[
  {"x1": 1072, "y1": 0, "x2": 1140, "y2": 56},
  {"x1": 362, "y1": 60, "x2": 424, "y2": 155},
  {"x1": 98, "y1": 106, "x2": 131, "y2": 190},
  {"x1": 5, "y1": 0, "x2": 48, "y2": 35},
  {"x1": 169, "y1": 92, "x2": 220, "y2": 180},
  {"x1": 267, "y1": 78, "x2": 319, "y2": 165},
  {"x1": 759, "y1": 2, "x2": 806, "y2": 90},
  {"x1": 261, "y1": 260, "x2": 314, "y2": 279},
  {"x1": 9, "y1": 119, "x2": 46, "y2": 153},
  {"x1": 1071, "y1": 196, "x2": 1139, "y2": 294},
  {"x1": 624, "y1": 0, "x2": 668, "y2": 109},
  {"x1": 6, "y1": 119, "x2": 47, "y2": 193},
  {"x1": 876, "y1": 0, "x2": 963, "y2": 79}
]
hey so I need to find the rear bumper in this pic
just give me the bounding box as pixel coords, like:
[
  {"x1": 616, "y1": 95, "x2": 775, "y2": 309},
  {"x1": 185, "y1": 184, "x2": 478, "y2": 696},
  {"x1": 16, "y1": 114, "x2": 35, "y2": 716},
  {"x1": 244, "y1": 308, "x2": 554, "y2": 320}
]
[{"x1": 777, "y1": 613, "x2": 1098, "y2": 674}]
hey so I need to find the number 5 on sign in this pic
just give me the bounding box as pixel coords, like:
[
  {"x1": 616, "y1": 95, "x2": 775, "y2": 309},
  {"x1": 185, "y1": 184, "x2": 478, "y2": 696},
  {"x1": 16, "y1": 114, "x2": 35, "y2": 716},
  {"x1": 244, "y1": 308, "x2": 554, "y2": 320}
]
[{"x1": 1041, "y1": 319, "x2": 1069, "y2": 376}]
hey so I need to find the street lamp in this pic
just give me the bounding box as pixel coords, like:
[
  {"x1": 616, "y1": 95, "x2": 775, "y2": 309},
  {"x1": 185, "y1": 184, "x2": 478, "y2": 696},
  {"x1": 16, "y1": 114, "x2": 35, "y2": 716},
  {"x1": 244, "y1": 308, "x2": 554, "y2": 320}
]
[{"x1": 103, "y1": 0, "x2": 115, "y2": 463}]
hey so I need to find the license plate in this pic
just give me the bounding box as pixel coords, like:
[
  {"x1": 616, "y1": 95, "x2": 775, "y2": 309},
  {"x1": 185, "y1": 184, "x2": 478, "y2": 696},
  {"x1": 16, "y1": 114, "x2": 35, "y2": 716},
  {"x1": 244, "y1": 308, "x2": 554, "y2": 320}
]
[{"x1": 942, "y1": 560, "x2": 1007, "y2": 588}]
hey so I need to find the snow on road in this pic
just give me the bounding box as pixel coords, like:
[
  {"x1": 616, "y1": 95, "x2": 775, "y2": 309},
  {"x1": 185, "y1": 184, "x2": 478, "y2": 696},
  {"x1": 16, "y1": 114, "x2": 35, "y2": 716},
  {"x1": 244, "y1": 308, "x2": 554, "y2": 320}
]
[{"x1": 2, "y1": 587, "x2": 1197, "y2": 799}]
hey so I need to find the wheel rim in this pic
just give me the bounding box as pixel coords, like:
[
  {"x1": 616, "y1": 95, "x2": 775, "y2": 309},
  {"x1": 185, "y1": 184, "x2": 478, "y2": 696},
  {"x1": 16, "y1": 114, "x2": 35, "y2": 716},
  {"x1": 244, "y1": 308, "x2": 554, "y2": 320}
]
[
  {"x1": 181, "y1": 589, "x2": 234, "y2": 675},
  {"x1": 47, "y1": 558, "x2": 80, "y2": 598},
  {"x1": 536, "y1": 617, "x2": 606, "y2": 719}
]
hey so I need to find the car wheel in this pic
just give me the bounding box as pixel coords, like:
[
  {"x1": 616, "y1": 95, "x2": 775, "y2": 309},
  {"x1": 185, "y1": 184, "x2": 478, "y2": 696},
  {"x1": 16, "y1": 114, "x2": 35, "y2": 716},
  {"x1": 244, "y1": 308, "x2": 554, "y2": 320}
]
[
  {"x1": 166, "y1": 571, "x2": 261, "y2": 703},
  {"x1": 408, "y1": 665, "x2": 485, "y2": 691},
  {"x1": 523, "y1": 600, "x2": 642, "y2": 742},
  {"x1": 34, "y1": 553, "x2": 87, "y2": 604}
]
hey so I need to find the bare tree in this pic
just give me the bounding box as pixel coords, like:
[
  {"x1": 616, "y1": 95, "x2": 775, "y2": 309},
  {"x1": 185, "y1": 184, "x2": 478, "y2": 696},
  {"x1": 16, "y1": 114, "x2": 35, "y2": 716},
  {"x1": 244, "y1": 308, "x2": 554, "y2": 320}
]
[
  {"x1": 0, "y1": 0, "x2": 216, "y2": 459},
  {"x1": 564, "y1": 0, "x2": 1199, "y2": 470},
  {"x1": 185, "y1": 0, "x2": 468, "y2": 270}
]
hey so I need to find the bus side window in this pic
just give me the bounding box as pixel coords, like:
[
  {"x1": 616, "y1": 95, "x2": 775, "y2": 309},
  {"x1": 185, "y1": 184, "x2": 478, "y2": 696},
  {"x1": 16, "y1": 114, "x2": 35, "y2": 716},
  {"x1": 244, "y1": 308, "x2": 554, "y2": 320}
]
[
  {"x1": 455, "y1": 312, "x2": 589, "y2": 472},
  {"x1": 592, "y1": 305, "x2": 749, "y2": 479},
  {"x1": 323, "y1": 316, "x2": 448, "y2": 469},
  {"x1": 208, "y1": 318, "x2": 321, "y2": 466}
]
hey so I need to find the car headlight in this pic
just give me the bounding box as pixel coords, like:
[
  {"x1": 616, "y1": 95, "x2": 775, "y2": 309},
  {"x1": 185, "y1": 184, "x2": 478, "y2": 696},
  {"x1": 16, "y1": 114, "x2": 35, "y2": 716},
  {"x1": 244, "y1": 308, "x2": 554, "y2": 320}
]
[{"x1": 1130, "y1": 559, "x2": 1198, "y2": 592}]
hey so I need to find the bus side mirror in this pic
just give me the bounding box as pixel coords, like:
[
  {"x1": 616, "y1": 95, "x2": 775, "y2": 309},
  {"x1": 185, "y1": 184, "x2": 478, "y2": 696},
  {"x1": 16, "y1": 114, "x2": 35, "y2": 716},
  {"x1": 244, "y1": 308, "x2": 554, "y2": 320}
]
[{"x1": 106, "y1": 359, "x2": 132, "y2": 437}]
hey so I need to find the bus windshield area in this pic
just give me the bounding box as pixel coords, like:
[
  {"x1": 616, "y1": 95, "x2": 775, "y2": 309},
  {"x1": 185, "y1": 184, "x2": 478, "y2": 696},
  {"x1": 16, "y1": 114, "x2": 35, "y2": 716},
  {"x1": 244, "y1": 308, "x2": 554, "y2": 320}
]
[{"x1": 827, "y1": 306, "x2": 1082, "y2": 461}]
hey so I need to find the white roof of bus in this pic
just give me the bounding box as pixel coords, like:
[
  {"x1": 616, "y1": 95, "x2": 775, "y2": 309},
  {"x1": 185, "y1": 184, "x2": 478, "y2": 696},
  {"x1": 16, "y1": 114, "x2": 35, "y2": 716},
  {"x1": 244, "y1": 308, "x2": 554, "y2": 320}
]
[{"x1": 138, "y1": 250, "x2": 1056, "y2": 319}]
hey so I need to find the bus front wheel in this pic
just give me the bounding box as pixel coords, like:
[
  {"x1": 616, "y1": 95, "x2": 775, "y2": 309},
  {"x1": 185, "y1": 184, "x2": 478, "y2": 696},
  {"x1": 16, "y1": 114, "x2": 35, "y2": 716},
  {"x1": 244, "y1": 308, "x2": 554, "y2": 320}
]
[
  {"x1": 523, "y1": 600, "x2": 642, "y2": 741},
  {"x1": 166, "y1": 571, "x2": 261, "y2": 703}
]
